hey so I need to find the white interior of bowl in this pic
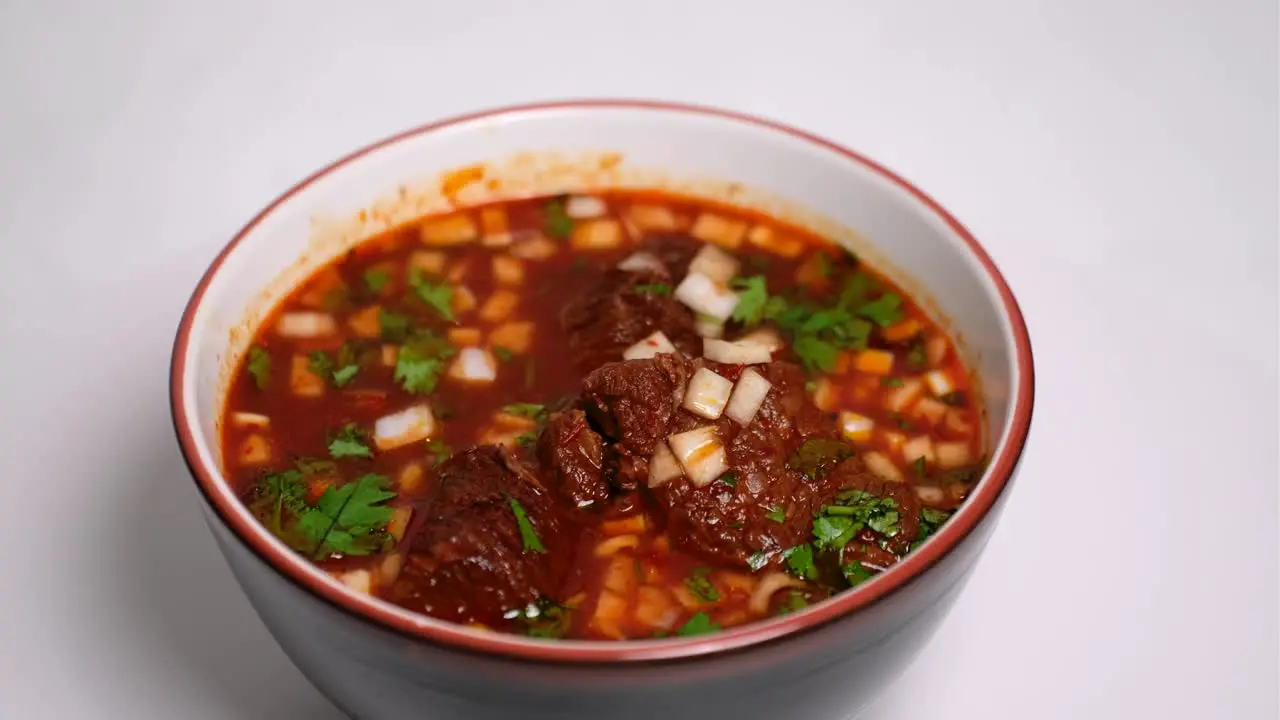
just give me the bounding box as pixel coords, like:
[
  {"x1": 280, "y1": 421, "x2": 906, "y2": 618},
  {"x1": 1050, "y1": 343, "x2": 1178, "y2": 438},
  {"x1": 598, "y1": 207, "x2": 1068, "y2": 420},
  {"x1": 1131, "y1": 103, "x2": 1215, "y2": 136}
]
[{"x1": 178, "y1": 103, "x2": 1021, "y2": 632}]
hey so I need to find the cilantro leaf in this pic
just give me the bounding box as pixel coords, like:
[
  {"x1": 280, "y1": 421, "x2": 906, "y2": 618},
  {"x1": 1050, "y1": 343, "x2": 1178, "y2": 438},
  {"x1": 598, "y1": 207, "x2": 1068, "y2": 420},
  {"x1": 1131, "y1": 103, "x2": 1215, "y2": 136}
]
[
  {"x1": 765, "y1": 505, "x2": 786, "y2": 523},
  {"x1": 363, "y1": 268, "x2": 390, "y2": 293},
  {"x1": 747, "y1": 551, "x2": 769, "y2": 572},
  {"x1": 635, "y1": 283, "x2": 672, "y2": 296},
  {"x1": 787, "y1": 438, "x2": 854, "y2": 481},
  {"x1": 777, "y1": 590, "x2": 809, "y2": 615},
  {"x1": 394, "y1": 331, "x2": 455, "y2": 395},
  {"x1": 813, "y1": 514, "x2": 858, "y2": 551},
  {"x1": 299, "y1": 473, "x2": 396, "y2": 558},
  {"x1": 502, "y1": 403, "x2": 547, "y2": 419},
  {"x1": 856, "y1": 293, "x2": 904, "y2": 327},
  {"x1": 250, "y1": 468, "x2": 307, "y2": 536},
  {"x1": 507, "y1": 597, "x2": 571, "y2": 639},
  {"x1": 379, "y1": 309, "x2": 411, "y2": 342},
  {"x1": 247, "y1": 346, "x2": 271, "y2": 389},
  {"x1": 508, "y1": 496, "x2": 546, "y2": 553},
  {"x1": 332, "y1": 364, "x2": 360, "y2": 387},
  {"x1": 905, "y1": 340, "x2": 928, "y2": 369},
  {"x1": 514, "y1": 432, "x2": 539, "y2": 447},
  {"x1": 731, "y1": 276, "x2": 770, "y2": 325},
  {"x1": 425, "y1": 438, "x2": 451, "y2": 468},
  {"x1": 843, "y1": 561, "x2": 875, "y2": 587},
  {"x1": 684, "y1": 567, "x2": 721, "y2": 603},
  {"x1": 493, "y1": 346, "x2": 515, "y2": 363},
  {"x1": 910, "y1": 507, "x2": 954, "y2": 551},
  {"x1": 782, "y1": 544, "x2": 818, "y2": 581},
  {"x1": 792, "y1": 335, "x2": 840, "y2": 373},
  {"x1": 881, "y1": 377, "x2": 904, "y2": 388},
  {"x1": 718, "y1": 472, "x2": 737, "y2": 488},
  {"x1": 544, "y1": 198, "x2": 574, "y2": 239},
  {"x1": 408, "y1": 269, "x2": 455, "y2": 322},
  {"x1": 328, "y1": 423, "x2": 373, "y2": 459},
  {"x1": 676, "y1": 612, "x2": 719, "y2": 637}
]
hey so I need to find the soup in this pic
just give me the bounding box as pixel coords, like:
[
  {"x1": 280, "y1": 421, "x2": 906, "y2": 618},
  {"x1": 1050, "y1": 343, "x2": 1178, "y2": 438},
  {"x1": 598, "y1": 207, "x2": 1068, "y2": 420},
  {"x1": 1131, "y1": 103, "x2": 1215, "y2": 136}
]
[{"x1": 220, "y1": 191, "x2": 984, "y2": 640}]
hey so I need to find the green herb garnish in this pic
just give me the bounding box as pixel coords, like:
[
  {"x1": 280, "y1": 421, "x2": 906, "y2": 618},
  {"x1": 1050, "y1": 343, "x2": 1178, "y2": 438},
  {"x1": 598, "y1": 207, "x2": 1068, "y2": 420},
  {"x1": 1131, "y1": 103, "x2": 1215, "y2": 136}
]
[
  {"x1": 509, "y1": 496, "x2": 546, "y2": 553},
  {"x1": 502, "y1": 403, "x2": 547, "y2": 419},
  {"x1": 782, "y1": 544, "x2": 818, "y2": 581},
  {"x1": 635, "y1": 283, "x2": 672, "y2": 296},
  {"x1": 718, "y1": 472, "x2": 737, "y2": 488},
  {"x1": 765, "y1": 505, "x2": 786, "y2": 523},
  {"x1": 685, "y1": 567, "x2": 721, "y2": 603},
  {"x1": 842, "y1": 561, "x2": 875, "y2": 587},
  {"x1": 544, "y1": 198, "x2": 574, "y2": 239},
  {"x1": 747, "y1": 551, "x2": 769, "y2": 572},
  {"x1": 328, "y1": 423, "x2": 373, "y2": 459},
  {"x1": 408, "y1": 268, "x2": 455, "y2": 322},
  {"x1": 506, "y1": 597, "x2": 572, "y2": 639},
  {"x1": 363, "y1": 268, "x2": 390, "y2": 293},
  {"x1": 812, "y1": 489, "x2": 902, "y2": 553},
  {"x1": 905, "y1": 341, "x2": 928, "y2": 369},
  {"x1": 425, "y1": 439, "x2": 452, "y2": 468},
  {"x1": 881, "y1": 377, "x2": 904, "y2": 388},
  {"x1": 909, "y1": 507, "x2": 953, "y2": 551},
  {"x1": 855, "y1": 293, "x2": 903, "y2": 327},
  {"x1": 676, "y1": 612, "x2": 719, "y2": 637},
  {"x1": 493, "y1": 346, "x2": 515, "y2": 363},
  {"x1": 777, "y1": 590, "x2": 809, "y2": 615},
  {"x1": 297, "y1": 473, "x2": 396, "y2": 558},
  {"x1": 786, "y1": 438, "x2": 854, "y2": 481},
  {"x1": 247, "y1": 346, "x2": 271, "y2": 389},
  {"x1": 394, "y1": 330, "x2": 455, "y2": 395},
  {"x1": 379, "y1": 309, "x2": 412, "y2": 342}
]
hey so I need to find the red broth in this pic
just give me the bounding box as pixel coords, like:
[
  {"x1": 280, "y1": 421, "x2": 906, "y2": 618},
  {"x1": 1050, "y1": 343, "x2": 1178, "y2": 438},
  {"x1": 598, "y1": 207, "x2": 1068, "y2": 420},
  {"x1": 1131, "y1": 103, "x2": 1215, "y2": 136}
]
[{"x1": 220, "y1": 191, "x2": 984, "y2": 640}]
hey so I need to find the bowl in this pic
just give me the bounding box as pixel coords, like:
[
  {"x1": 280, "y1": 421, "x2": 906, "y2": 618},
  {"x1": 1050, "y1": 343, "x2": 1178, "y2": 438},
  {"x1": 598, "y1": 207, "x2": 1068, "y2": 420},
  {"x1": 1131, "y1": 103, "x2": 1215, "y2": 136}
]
[{"x1": 170, "y1": 100, "x2": 1034, "y2": 720}]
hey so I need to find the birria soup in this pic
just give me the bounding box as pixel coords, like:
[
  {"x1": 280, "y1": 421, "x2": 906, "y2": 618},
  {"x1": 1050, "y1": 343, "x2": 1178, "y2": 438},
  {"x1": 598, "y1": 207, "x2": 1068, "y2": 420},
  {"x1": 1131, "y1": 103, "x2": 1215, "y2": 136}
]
[{"x1": 221, "y1": 191, "x2": 984, "y2": 641}]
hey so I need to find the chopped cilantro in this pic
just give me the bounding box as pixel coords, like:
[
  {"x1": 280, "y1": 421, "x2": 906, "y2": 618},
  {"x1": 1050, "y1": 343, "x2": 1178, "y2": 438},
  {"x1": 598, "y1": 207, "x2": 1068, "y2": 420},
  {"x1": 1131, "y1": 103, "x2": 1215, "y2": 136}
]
[
  {"x1": 635, "y1": 283, "x2": 672, "y2": 296},
  {"x1": 308, "y1": 350, "x2": 360, "y2": 388},
  {"x1": 394, "y1": 331, "x2": 455, "y2": 395},
  {"x1": 321, "y1": 284, "x2": 351, "y2": 312},
  {"x1": 731, "y1": 276, "x2": 770, "y2": 326},
  {"x1": 905, "y1": 341, "x2": 928, "y2": 369},
  {"x1": 425, "y1": 439, "x2": 451, "y2": 468},
  {"x1": 506, "y1": 597, "x2": 572, "y2": 639},
  {"x1": 508, "y1": 496, "x2": 546, "y2": 553},
  {"x1": 881, "y1": 376, "x2": 904, "y2": 388},
  {"x1": 765, "y1": 505, "x2": 786, "y2": 523},
  {"x1": 544, "y1": 197, "x2": 574, "y2": 239},
  {"x1": 514, "y1": 432, "x2": 539, "y2": 447},
  {"x1": 297, "y1": 473, "x2": 396, "y2": 558},
  {"x1": 493, "y1": 346, "x2": 515, "y2": 363},
  {"x1": 247, "y1": 346, "x2": 271, "y2": 389},
  {"x1": 250, "y1": 467, "x2": 307, "y2": 536},
  {"x1": 747, "y1": 551, "x2": 770, "y2": 572},
  {"x1": 327, "y1": 423, "x2": 373, "y2": 459},
  {"x1": 684, "y1": 567, "x2": 721, "y2": 603},
  {"x1": 408, "y1": 268, "x2": 455, "y2": 322},
  {"x1": 379, "y1": 309, "x2": 411, "y2": 342},
  {"x1": 812, "y1": 489, "x2": 903, "y2": 553},
  {"x1": 813, "y1": 253, "x2": 834, "y2": 279},
  {"x1": 787, "y1": 438, "x2": 854, "y2": 481},
  {"x1": 363, "y1": 268, "x2": 390, "y2": 293},
  {"x1": 718, "y1": 472, "x2": 737, "y2": 488},
  {"x1": 856, "y1": 293, "x2": 904, "y2": 327},
  {"x1": 792, "y1": 335, "x2": 841, "y2": 373},
  {"x1": 911, "y1": 456, "x2": 927, "y2": 479},
  {"x1": 782, "y1": 544, "x2": 818, "y2": 581},
  {"x1": 331, "y1": 364, "x2": 360, "y2": 386},
  {"x1": 676, "y1": 612, "x2": 719, "y2": 637},
  {"x1": 842, "y1": 561, "x2": 875, "y2": 587},
  {"x1": 910, "y1": 507, "x2": 953, "y2": 551},
  {"x1": 502, "y1": 403, "x2": 547, "y2": 419}
]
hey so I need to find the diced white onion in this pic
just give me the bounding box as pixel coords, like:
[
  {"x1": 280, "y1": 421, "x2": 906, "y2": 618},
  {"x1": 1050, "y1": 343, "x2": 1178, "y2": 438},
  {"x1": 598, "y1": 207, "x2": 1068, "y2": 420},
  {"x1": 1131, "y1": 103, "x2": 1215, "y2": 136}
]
[
  {"x1": 735, "y1": 328, "x2": 784, "y2": 353},
  {"x1": 449, "y1": 347, "x2": 498, "y2": 383},
  {"x1": 884, "y1": 378, "x2": 925, "y2": 413},
  {"x1": 912, "y1": 397, "x2": 948, "y2": 426},
  {"x1": 901, "y1": 435, "x2": 936, "y2": 465},
  {"x1": 682, "y1": 367, "x2": 734, "y2": 420},
  {"x1": 618, "y1": 251, "x2": 666, "y2": 274},
  {"x1": 935, "y1": 441, "x2": 973, "y2": 469},
  {"x1": 275, "y1": 312, "x2": 337, "y2": 338},
  {"x1": 374, "y1": 404, "x2": 436, "y2": 451},
  {"x1": 695, "y1": 315, "x2": 725, "y2": 338},
  {"x1": 838, "y1": 411, "x2": 875, "y2": 442},
  {"x1": 688, "y1": 244, "x2": 741, "y2": 285},
  {"x1": 703, "y1": 338, "x2": 772, "y2": 365},
  {"x1": 915, "y1": 485, "x2": 946, "y2": 505},
  {"x1": 335, "y1": 569, "x2": 373, "y2": 594},
  {"x1": 863, "y1": 451, "x2": 904, "y2": 482},
  {"x1": 565, "y1": 195, "x2": 607, "y2": 219},
  {"x1": 232, "y1": 412, "x2": 271, "y2": 428},
  {"x1": 749, "y1": 572, "x2": 804, "y2": 614},
  {"x1": 648, "y1": 441, "x2": 683, "y2": 488},
  {"x1": 238, "y1": 434, "x2": 272, "y2": 465},
  {"x1": 725, "y1": 368, "x2": 772, "y2": 425},
  {"x1": 667, "y1": 426, "x2": 729, "y2": 487},
  {"x1": 924, "y1": 370, "x2": 955, "y2": 397},
  {"x1": 674, "y1": 272, "x2": 739, "y2": 321},
  {"x1": 623, "y1": 330, "x2": 677, "y2": 360}
]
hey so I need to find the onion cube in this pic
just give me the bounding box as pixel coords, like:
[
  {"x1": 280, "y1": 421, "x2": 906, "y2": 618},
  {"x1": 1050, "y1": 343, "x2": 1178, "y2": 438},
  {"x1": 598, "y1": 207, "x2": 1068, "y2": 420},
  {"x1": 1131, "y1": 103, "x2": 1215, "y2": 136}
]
[
  {"x1": 688, "y1": 244, "x2": 741, "y2": 285},
  {"x1": 839, "y1": 411, "x2": 876, "y2": 442},
  {"x1": 565, "y1": 195, "x2": 607, "y2": 219},
  {"x1": 448, "y1": 347, "x2": 498, "y2": 383},
  {"x1": 674, "y1": 272, "x2": 739, "y2": 321},
  {"x1": 275, "y1": 312, "x2": 337, "y2": 339},
  {"x1": 648, "y1": 441, "x2": 683, "y2": 488},
  {"x1": 667, "y1": 426, "x2": 729, "y2": 487},
  {"x1": 624, "y1": 331, "x2": 677, "y2": 360},
  {"x1": 703, "y1": 338, "x2": 772, "y2": 365},
  {"x1": 725, "y1": 369, "x2": 773, "y2": 425},
  {"x1": 374, "y1": 404, "x2": 436, "y2": 451},
  {"x1": 924, "y1": 370, "x2": 955, "y2": 397},
  {"x1": 682, "y1": 367, "x2": 733, "y2": 420}
]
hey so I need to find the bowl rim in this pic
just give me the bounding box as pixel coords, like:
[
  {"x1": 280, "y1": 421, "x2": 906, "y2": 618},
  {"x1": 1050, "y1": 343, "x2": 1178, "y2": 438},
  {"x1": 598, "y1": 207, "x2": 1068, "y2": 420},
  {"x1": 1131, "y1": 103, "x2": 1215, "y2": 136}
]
[{"x1": 170, "y1": 99, "x2": 1035, "y2": 664}]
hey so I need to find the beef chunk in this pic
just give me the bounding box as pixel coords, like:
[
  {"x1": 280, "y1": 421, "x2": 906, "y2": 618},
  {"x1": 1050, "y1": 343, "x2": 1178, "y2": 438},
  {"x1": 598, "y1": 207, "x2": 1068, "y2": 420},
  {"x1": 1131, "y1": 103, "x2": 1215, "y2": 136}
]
[
  {"x1": 561, "y1": 267, "x2": 699, "y2": 373},
  {"x1": 580, "y1": 352, "x2": 696, "y2": 458},
  {"x1": 651, "y1": 362, "x2": 861, "y2": 568},
  {"x1": 637, "y1": 234, "x2": 700, "y2": 277},
  {"x1": 537, "y1": 408, "x2": 609, "y2": 508},
  {"x1": 401, "y1": 446, "x2": 573, "y2": 624}
]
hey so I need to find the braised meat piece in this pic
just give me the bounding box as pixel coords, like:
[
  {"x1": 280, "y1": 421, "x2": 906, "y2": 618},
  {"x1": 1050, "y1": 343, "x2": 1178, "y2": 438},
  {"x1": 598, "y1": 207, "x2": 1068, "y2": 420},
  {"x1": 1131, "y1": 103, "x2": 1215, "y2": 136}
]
[
  {"x1": 537, "y1": 408, "x2": 609, "y2": 508},
  {"x1": 561, "y1": 267, "x2": 699, "y2": 373},
  {"x1": 400, "y1": 446, "x2": 574, "y2": 624},
  {"x1": 580, "y1": 352, "x2": 697, "y2": 458}
]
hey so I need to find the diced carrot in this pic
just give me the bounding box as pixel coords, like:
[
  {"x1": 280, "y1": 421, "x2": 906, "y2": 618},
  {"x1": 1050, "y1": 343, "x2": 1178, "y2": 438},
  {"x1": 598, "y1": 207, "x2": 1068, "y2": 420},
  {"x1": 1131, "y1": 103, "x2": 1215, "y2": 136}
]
[
  {"x1": 488, "y1": 321, "x2": 534, "y2": 353},
  {"x1": 510, "y1": 234, "x2": 558, "y2": 260},
  {"x1": 833, "y1": 351, "x2": 854, "y2": 374},
  {"x1": 643, "y1": 563, "x2": 663, "y2": 584},
  {"x1": 479, "y1": 205, "x2": 508, "y2": 236},
  {"x1": 448, "y1": 327, "x2": 483, "y2": 346},
  {"x1": 381, "y1": 344, "x2": 399, "y2": 367},
  {"x1": 446, "y1": 259, "x2": 470, "y2": 283},
  {"x1": 387, "y1": 506, "x2": 413, "y2": 540},
  {"x1": 409, "y1": 250, "x2": 446, "y2": 275},
  {"x1": 347, "y1": 305, "x2": 382, "y2": 339},
  {"x1": 491, "y1": 255, "x2": 524, "y2": 286},
  {"x1": 880, "y1": 429, "x2": 908, "y2": 452},
  {"x1": 744, "y1": 224, "x2": 804, "y2": 257},
  {"x1": 571, "y1": 219, "x2": 624, "y2": 250},
  {"x1": 296, "y1": 266, "x2": 346, "y2": 309},
  {"x1": 810, "y1": 377, "x2": 837, "y2": 411},
  {"x1": 479, "y1": 289, "x2": 519, "y2": 322},
  {"x1": 398, "y1": 462, "x2": 425, "y2": 493},
  {"x1": 452, "y1": 285, "x2": 477, "y2": 314},
  {"x1": 795, "y1": 253, "x2": 833, "y2": 289},
  {"x1": 419, "y1": 213, "x2": 477, "y2": 246},
  {"x1": 689, "y1": 213, "x2": 746, "y2": 249},
  {"x1": 627, "y1": 204, "x2": 678, "y2": 231},
  {"x1": 289, "y1": 354, "x2": 325, "y2": 397},
  {"x1": 652, "y1": 536, "x2": 670, "y2": 554},
  {"x1": 600, "y1": 515, "x2": 647, "y2": 535},
  {"x1": 853, "y1": 349, "x2": 895, "y2": 375},
  {"x1": 926, "y1": 335, "x2": 950, "y2": 367},
  {"x1": 306, "y1": 477, "x2": 331, "y2": 503},
  {"x1": 882, "y1": 318, "x2": 921, "y2": 342}
]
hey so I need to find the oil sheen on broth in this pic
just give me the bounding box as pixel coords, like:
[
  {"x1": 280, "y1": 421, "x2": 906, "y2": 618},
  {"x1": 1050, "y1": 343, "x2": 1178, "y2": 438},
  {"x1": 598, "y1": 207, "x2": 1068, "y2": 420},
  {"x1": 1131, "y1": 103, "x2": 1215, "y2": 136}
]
[{"x1": 220, "y1": 191, "x2": 985, "y2": 641}]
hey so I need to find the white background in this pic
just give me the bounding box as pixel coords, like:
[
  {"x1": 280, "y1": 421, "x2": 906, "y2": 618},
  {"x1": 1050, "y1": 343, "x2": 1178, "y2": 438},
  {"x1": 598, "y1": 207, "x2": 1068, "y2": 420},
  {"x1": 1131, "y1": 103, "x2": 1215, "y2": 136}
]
[{"x1": 0, "y1": 1, "x2": 1275, "y2": 718}]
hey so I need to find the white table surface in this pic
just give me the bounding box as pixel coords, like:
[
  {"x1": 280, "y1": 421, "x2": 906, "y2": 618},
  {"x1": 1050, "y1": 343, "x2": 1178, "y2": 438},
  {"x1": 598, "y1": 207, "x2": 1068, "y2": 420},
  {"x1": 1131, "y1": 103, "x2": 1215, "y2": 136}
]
[{"x1": 1, "y1": 1, "x2": 1275, "y2": 718}]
